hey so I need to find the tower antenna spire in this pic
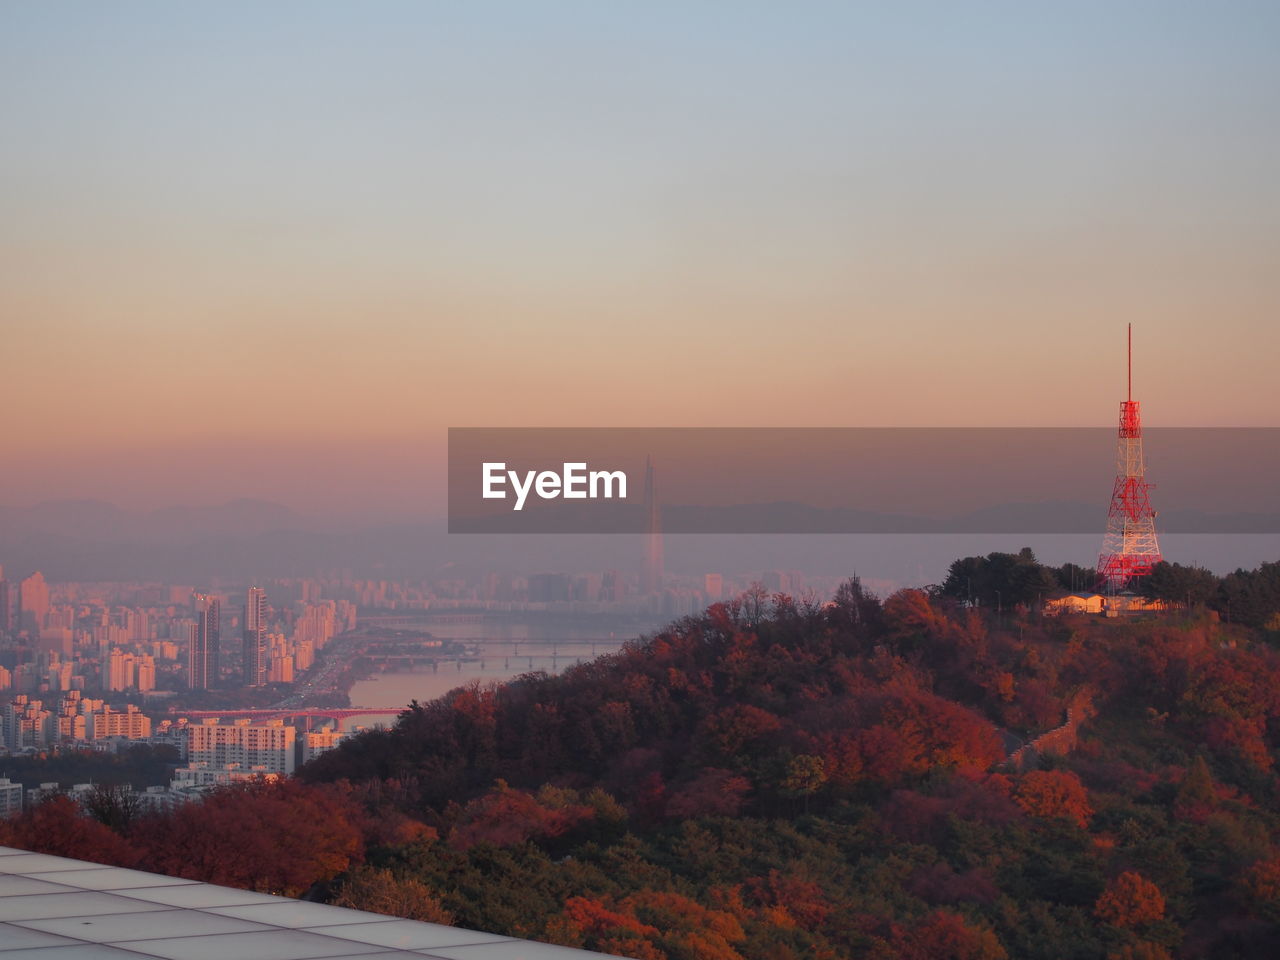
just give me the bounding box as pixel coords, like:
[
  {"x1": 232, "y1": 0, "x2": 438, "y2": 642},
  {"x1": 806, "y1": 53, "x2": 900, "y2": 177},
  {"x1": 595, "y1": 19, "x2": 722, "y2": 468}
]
[{"x1": 1099, "y1": 323, "x2": 1161, "y2": 592}]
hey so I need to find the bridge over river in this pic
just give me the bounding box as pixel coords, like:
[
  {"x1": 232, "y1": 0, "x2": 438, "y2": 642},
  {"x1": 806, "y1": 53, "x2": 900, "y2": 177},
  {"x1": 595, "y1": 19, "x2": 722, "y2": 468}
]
[{"x1": 165, "y1": 707, "x2": 406, "y2": 730}]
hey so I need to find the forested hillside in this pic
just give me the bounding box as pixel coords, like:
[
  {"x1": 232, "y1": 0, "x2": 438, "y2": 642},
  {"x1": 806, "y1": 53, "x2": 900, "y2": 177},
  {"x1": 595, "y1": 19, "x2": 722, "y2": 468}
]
[{"x1": 7, "y1": 571, "x2": 1280, "y2": 959}]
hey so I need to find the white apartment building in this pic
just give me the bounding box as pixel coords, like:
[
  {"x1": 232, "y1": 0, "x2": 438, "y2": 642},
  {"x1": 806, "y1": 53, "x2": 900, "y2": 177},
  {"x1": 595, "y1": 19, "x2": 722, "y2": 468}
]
[
  {"x1": 0, "y1": 778, "x2": 22, "y2": 819},
  {"x1": 300, "y1": 727, "x2": 343, "y2": 764},
  {"x1": 187, "y1": 719, "x2": 296, "y2": 775}
]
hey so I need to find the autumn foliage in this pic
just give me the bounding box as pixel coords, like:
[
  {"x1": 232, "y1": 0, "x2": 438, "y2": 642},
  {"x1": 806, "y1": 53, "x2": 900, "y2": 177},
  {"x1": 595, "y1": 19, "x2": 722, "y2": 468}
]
[
  {"x1": 888, "y1": 909, "x2": 1008, "y2": 960},
  {"x1": 1239, "y1": 856, "x2": 1280, "y2": 923},
  {"x1": 1013, "y1": 770, "x2": 1093, "y2": 828},
  {"x1": 0, "y1": 795, "x2": 142, "y2": 868},
  {"x1": 553, "y1": 891, "x2": 747, "y2": 960},
  {"x1": 1094, "y1": 871, "x2": 1166, "y2": 928},
  {"x1": 448, "y1": 780, "x2": 596, "y2": 851},
  {"x1": 11, "y1": 565, "x2": 1280, "y2": 959},
  {"x1": 141, "y1": 778, "x2": 364, "y2": 895},
  {"x1": 1, "y1": 778, "x2": 364, "y2": 899}
]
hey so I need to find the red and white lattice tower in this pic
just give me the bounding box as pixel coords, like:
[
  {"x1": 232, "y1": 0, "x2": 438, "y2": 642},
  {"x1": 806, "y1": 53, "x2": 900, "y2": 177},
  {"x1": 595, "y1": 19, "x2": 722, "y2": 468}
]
[{"x1": 1098, "y1": 324, "x2": 1162, "y2": 592}]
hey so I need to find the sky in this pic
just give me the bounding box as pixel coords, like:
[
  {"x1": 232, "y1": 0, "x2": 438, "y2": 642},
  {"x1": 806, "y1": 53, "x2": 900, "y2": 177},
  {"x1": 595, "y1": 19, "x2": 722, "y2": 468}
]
[{"x1": 3, "y1": 2, "x2": 1278, "y2": 514}]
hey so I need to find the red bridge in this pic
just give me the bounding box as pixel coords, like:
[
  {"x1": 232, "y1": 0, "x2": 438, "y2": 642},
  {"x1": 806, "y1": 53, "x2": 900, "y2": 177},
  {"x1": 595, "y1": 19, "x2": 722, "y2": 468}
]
[{"x1": 164, "y1": 707, "x2": 406, "y2": 728}]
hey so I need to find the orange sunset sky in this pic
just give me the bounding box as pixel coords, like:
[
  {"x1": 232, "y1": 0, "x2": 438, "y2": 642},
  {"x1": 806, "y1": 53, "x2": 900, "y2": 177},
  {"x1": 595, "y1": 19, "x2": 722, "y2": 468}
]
[{"x1": 3, "y1": 3, "x2": 1278, "y2": 515}]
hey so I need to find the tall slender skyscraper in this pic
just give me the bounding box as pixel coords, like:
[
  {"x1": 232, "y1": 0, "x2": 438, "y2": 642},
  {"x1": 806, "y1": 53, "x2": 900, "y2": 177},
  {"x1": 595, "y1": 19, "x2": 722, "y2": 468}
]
[
  {"x1": 189, "y1": 594, "x2": 221, "y2": 690},
  {"x1": 18, "y1": 571, "x2": 49, "y2": 636},
  {"x1": 641, "y1": 456, "x2": 664, "y2": 594},
  {"x1": 242, "y1": 586, "x2": 267, "y2": 687},
  {"x1": 0, "y1": 565, "x2": 9, "y2": 636}
]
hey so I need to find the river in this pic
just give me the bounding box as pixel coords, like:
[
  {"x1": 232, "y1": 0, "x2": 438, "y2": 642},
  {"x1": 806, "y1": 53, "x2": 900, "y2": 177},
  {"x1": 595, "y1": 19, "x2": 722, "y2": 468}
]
[{"x1": 345, "y1": 615, "x2": 656, "y2": 721}]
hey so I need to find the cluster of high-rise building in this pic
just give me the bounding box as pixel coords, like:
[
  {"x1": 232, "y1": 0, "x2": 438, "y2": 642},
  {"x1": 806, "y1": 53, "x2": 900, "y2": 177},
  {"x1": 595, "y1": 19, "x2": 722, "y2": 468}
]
[
  {"x1": 183, "y1": 588, "x2": 348, "y2": 689},
  {"x1": 106, "y1": 648, "x2": 157, "y2": 692},
  {"x1": 0, "y1": 569, "x2": 356, "y2": 699},
  {"x1": 233, "y1": 589, "x2": 345, "y2": 688},
  {"x1": 1, "y1": 691, "x2": 153, "y2": 751},
  {"x1": 0, "y1": 564, "x2": 840, "y2": 658}
]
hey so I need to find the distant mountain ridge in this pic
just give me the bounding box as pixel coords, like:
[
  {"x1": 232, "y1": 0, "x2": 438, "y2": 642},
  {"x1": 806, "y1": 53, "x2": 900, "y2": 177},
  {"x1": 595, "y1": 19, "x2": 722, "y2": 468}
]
[
  {"x1": 1, "y1": 498, "x2": 1274, "y2": 586},
  {"x1": 0, "y1": 498, "x2": 309, "y2": 544}
]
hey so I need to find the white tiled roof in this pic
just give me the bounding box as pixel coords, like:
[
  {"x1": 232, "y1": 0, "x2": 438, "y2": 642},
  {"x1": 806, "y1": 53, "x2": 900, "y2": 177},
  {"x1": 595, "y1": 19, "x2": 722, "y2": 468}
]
[{"x1": 0, "y1": 846, "x2": 621, "y2": 959}]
